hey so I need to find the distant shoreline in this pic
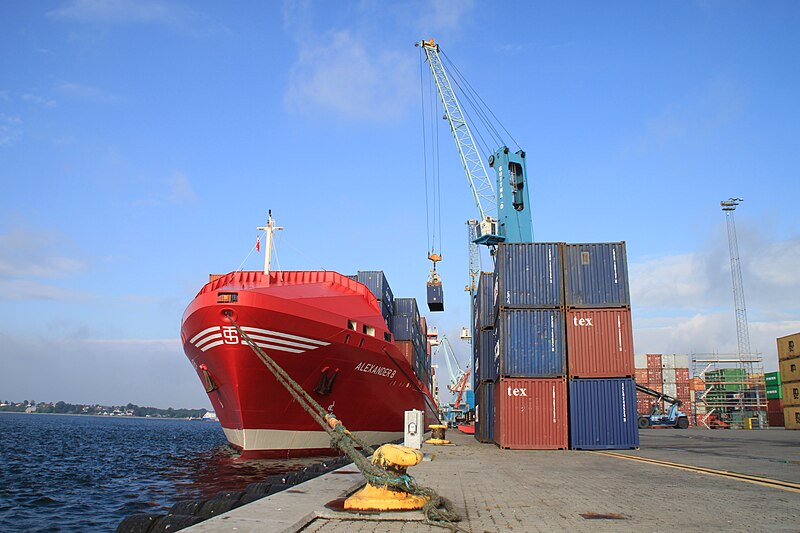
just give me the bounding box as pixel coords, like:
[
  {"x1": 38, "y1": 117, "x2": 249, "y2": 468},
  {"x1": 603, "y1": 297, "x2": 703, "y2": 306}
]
[{"x1": 0, "y1": 411, "x2": 216, "y2": 422}]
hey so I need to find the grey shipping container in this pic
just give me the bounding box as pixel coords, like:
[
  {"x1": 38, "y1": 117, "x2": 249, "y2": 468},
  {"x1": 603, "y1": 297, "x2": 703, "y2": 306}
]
[
  {"x1": 475, "y1": 381, "x2": 495, "y2": 443},
  {"x1": 563, "y1": 243, "x2": 630, "y2": 308},
  {"x1": 568, "y1": 378, "x2": 639, "y2": 450},
  {"x1": 495, "y1": 243, "x2": 563, "y2": 308},
  {"x1": 476, "y1": 272, "x2": 495, "y2": 330},
  {"x1": 496, "y1": 308, "x2": 565, "y2": 377},
  {"x1": 474, "y1": 327, "x2": 498, "y2": 383}
]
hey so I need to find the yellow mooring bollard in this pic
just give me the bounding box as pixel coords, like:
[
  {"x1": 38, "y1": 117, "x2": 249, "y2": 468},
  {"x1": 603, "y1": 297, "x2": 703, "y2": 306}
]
[
  {"x1": 344, "y1": 444, "x2": 430, "y2": 511},
  {"x1": 426, "y1": 424, "x2": 451, "y2": 445}
]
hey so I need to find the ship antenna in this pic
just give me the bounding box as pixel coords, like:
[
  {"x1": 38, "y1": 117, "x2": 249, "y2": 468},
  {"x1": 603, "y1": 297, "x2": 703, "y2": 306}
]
[{"x1": 257, "y1": 210, "x2": 283, "y2": 275}]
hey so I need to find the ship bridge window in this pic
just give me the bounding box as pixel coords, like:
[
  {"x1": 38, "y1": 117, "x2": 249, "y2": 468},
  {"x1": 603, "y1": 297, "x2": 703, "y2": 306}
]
[
  {"x1": 348, "y1": 320, "x2": 357, "y2": 331},
  {"x1": 218, "y1": 292, "x2": 238, "y2": 303},
  {"x1": 363, "y1": 325, "x2": 376, "y2": 337}
]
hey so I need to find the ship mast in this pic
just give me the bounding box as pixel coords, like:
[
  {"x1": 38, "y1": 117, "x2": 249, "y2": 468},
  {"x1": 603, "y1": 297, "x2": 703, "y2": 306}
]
[{"x1": 257, "y1": 210, "x2": 283, "y2": 275}]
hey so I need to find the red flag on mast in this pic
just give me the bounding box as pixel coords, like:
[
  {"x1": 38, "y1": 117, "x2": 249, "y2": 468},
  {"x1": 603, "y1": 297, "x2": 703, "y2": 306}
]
[{"x1": 255, "y1": 236, "x2": 261, "y2": 252}]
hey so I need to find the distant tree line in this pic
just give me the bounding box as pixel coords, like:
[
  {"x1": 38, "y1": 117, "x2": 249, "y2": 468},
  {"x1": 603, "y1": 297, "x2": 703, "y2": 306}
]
[{"x1": 0, "y1": 400, "x2": 208, "y2": 419}]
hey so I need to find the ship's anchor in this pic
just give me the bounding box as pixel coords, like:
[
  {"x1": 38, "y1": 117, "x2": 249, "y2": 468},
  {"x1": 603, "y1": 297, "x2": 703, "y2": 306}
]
[{"x1": 227, "y1": 318, "x2": 460, "y2": 525}]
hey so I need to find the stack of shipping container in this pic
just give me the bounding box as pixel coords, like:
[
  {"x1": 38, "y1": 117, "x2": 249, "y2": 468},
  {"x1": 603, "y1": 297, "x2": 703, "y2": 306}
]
[
  {"x1": 563, "y1": 243, "x2": 638, "y2": 450},
  {"x1": 778, "y1": 333, "x2": 800, "y2": 430},
  {"x1": 765, "y1": 371, "x2": 784, "y2": 427},
  {"x1": 355, "y1": 271, "x2": 433, "y2": 392},
  {"x1": 472, "y1": 242, "x2": 638, "y2": 450},
  {"x1": 474, "y1": 271, "x2": 497, "y2": 443},
  {"x1": 635, "y1": 354, "x2": 692, "y2": 426}
]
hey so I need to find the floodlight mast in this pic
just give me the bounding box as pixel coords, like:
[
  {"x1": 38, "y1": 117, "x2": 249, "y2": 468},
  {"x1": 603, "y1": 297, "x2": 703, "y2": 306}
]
[{"x1": 720, "y1": 198, "x2": 751, "y2": 358}]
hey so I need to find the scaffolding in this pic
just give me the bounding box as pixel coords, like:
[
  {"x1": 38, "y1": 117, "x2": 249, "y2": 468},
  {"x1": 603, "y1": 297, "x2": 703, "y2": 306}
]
[{"x1": 690, "y1": 353, "x2": 766, "y2": 429}]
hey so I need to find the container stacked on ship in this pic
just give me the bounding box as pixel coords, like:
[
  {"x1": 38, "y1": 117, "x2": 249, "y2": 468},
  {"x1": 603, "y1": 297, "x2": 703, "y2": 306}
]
[
  {"x1": 357, "y1": 271, "x2": 433, "y2": 393},
  {"x1": 564, "y1": 243, "x2": 638, "y2": 450},
  {"x1": 390, "y1": 295, "x2": 433, "y2": 393},
  {"x1": 490, "y1": 243, "x2": 568, "y2": 450},
  {"x1": 778, "y1": 332, "x2": 800, "y2": 430}
]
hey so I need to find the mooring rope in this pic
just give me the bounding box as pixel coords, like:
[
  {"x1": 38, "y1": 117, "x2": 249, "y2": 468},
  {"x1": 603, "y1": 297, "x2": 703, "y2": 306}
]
[{"x1": 227, "y1": 319, "x2": 461, "y2": 526}]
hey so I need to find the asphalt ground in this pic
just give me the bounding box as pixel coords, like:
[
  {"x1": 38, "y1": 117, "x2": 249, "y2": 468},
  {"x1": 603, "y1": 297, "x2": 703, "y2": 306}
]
[{"x1": 188, "y1": 428, "x2": 800, "y2": 533}]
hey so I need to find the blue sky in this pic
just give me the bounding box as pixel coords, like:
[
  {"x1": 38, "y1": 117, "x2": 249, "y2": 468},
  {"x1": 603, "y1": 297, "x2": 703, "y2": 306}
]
[{"x1": 1, "y1": 1, "x2": 798, "y2": 408}]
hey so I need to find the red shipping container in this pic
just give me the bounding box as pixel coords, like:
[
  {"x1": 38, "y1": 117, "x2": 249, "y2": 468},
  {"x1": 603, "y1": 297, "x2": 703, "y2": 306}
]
[
  {"x1": 395, "y1": 340, "x2": 413, "y2": 365},
  {"x1": 646, "y1": 354, "x2": 662, "y2": 368},
  {"x1": 767, "y1": 398, "x2": 784, "y2": 413},
  {"x1": 675, "y1": 368, "x2": 690, "y2": 381},
  {"x1": 494, "y1": 377, "x2": 568, "y2": 450},
  {"x1": 767, "y1": 411, "x2": 785, "y2": 427},
  {"x1": 635, "y1": 368, "x2": 648, "y2": 383},
  {"x1": 566, "y1": 309, "x2": 635, "y2": 378}
]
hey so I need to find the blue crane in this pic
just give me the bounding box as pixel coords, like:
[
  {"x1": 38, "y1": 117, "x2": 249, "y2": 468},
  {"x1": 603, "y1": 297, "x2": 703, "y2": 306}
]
[{"x1": 417, "y1": 39, "x2": 533, "y2": 247}]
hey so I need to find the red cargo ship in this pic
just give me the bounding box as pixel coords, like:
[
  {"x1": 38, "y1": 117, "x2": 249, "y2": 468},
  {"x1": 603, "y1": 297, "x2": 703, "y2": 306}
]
[{"x1": 181, "y1": 215, "x2": 438, "y2": 458}]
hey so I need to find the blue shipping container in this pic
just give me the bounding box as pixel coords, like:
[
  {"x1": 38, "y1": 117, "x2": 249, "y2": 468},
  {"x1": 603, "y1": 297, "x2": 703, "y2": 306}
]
[
  {"x1": 476, "y1": 272, "x2": 495, "y2": 330},
  {"x1": 563, "y1": 243, "x2": 630, "y2": 308},
  {"x1": 427, "y1": 282, "x2": 444, "y2": 312},
  {"x1": 568, "y1": 378, "x2": 639, "y2": 450},
  {"x1": 495, "y1": 242, "x2": 563, "y2": 308},
  {"x1": 475, "y1": 381, "x2": 495, "y2": 443},
  {"x1": 474, "y1": 327, "x2": 498, "y2": 383},
  {"x1": 497, "y1": 308, "x2": 565, "y2": 377},
  {"x1": 356, "y1": 271, "x2": 395, "y2": 311},
  {"x1": 390, "y1": 314, "x2": 422, "y2": 343},
  {"x1": 393, "y1": 298, "x2": 420, "y2": 322}
]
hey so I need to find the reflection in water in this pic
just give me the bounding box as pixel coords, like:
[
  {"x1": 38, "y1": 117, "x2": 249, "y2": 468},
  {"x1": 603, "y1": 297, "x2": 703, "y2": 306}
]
[{"x1": 165, "y1": 442, "x2": 332, "y2": 501}]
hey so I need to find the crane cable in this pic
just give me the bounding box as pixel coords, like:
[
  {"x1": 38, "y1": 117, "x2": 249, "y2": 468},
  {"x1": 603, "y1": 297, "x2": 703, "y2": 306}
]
[{"x1": 419, "y1": 47, "x2": 443, "y2": 269}]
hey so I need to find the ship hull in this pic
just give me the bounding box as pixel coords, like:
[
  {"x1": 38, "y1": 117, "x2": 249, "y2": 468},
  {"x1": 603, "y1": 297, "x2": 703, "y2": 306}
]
[{"x1": 181, "y1": 271, "x2": 438, "y2": 458}]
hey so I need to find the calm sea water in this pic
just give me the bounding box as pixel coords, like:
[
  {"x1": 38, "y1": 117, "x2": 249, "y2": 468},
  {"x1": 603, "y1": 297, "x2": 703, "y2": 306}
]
[{"x1": 0, "y1": 412, "x2": 321, "y2": 532}]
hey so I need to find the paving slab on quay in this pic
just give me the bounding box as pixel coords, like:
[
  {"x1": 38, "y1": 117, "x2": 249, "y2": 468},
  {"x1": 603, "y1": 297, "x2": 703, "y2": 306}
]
[{"x1": 189, "y1": 428, "x2": 800, "y2": 533}]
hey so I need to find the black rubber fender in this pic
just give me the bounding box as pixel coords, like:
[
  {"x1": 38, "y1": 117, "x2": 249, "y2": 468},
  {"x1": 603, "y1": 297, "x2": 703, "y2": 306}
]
[
  {"x1": 168, "y1": 500, "x2": 203, "y2": 516},
  {"x1": 115, "y1": 513, "x2": 164, "y2": 533},
  {"x1": 245, "y1": 482, "x2": 273, "y2": 495},
  {"x1": 150, "y1": 514, "x2": 202, "y2": 532},
  {"x1": 239, "y1": 492, "x2": 265, "y2": 506},
  {"x1": 266, "y1": 484, "x2": 289, "y2": 496},
  {"x1": 197, "y1": 494, "x2": 243, "y2": 519}
]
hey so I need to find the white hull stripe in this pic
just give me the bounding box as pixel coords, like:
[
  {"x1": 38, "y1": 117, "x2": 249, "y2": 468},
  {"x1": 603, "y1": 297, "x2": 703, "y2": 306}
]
[
  {"x1": 196, "y1": 333, "x2": 222, "y2": 348},
  {"x1": 222, "y1": 427, "x2": 402, "y2": 451},
  {"x1": 240, "y1": 326, "x2": 330, "y2": 346},
  {"x1": 244, "y1": 333, "x2": 319, "y2": 350},
  {"x1": 201, "y1": 340, "x2": 225, "y2": 352},
  {"x1": 190, "y1": 326, "x2": 221, "y2": 344},
  {"x1": 189, "y1": 325, "x2": 330, "y2": 354}
]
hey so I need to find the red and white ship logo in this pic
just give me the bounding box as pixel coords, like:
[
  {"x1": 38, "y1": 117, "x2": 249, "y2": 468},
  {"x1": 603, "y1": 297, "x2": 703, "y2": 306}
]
[{"x1": 189, "y1": 326, "x2": 330, "y2": 353}]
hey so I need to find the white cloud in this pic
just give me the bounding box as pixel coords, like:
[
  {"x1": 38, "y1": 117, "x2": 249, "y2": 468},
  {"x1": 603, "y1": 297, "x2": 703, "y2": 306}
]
[
  {"x1": 134, "y1": 171, "x2": 198, "y2": 207},
  {"x1": 48, "y1": 0, "x2": 184, "y2": 25},
  {"x1": 420, "y1": 0, "x2": 475, "y2": 33},
  {"x1": 21, "y1": 93, "x2": 57, "y2": 108},
  {"x1": 0, "y1": 333, "x2": 208, "y2": 408},
  {"x1": 56, "y1": 81, "x2": 119, "y2": 103},
  {"x1": 0, "y1": 114, "x2": 22, "y2": 146},
  {"x1": 630, "y1": 233, "x2": 800, "y2": 369},
  {"x1": 0, "y1": 228, "x2": 89, "y2": 301},
  {"x1": 0, "y1": 228, "x2": 86, "y2": 278},
  {"x1": 285, "y1": 30, "x2": 416, "y2": 121}
]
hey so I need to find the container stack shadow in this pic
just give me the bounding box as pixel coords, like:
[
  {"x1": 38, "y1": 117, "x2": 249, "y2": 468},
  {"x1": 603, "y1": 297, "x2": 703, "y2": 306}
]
[{"x1": 473, "y1": 242, "x2": 639, "y2": 450}]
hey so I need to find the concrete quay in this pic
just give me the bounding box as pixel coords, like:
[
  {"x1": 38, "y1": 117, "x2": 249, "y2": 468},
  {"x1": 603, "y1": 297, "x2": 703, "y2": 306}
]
[{"x1": 188, "y1": 429, "x2": 800, "y2": 532}]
